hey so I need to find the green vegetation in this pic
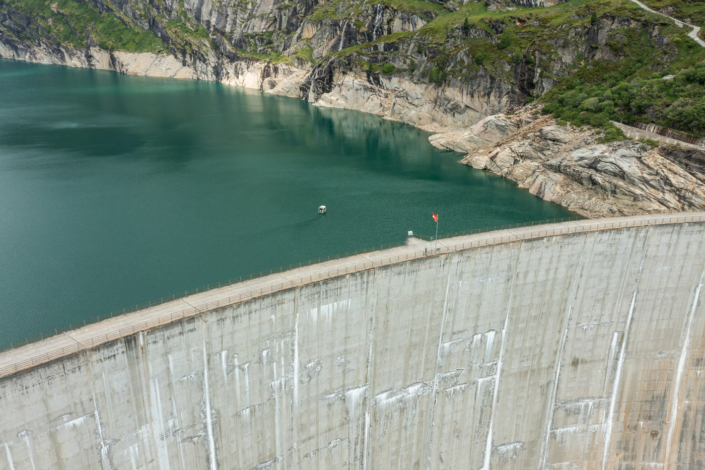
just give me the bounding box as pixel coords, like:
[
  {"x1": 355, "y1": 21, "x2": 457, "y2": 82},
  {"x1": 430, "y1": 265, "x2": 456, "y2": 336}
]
[
  {"x1": 640, "y1": 0, "x2": 705, "y2": 27},
  {"x1": 498, "y1": 28, "x2": 514, "y2": 50},
  {"x1": 234, "y1": 47, "x2": 288, "y2": 64},
  {"x1": 308, "y1": 0, "x2": 441, "y2": 23},
  {"x1": 474, "y1": 50, "x2": 487, "y2": 65},
  {"x1": 429, "y1": 66, "x2": 445, "y2": 83},
  {"x1": 639, "y1": 138, "x2": 660, "y2": 148},
  {"x1": 356, "y1": 0, "x2": 705, "y2": 137},
  {"x1": 2, "y1": 0, "x2": 164, "y2": 52},
  {"x1": 292, "y1": 44, "x2": 314, "y2": 63},
  {"x1": 165, "y1": 19, "x2": 209, "y2": 42},
  {"x1": 543, "y1": 56, "x2": 705, "y2": 137},
  {"x1": 335, "y1": 0, "x2": 646, "y2": 86},
  {"x1": 380, "y1": 0, "x2": 443, "y2": 19},
  {"x1": 0, "y1": 0, "x2": 217, "y2": 53},
  {"x1": 333, "y1": 31, "x2": 408, "y2": 57}
]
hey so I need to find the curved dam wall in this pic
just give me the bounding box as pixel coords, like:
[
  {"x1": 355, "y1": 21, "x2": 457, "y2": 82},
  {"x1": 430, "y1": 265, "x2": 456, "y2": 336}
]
[{"x1": 1, "y1": 216, "x2": 705, "y2": 469}]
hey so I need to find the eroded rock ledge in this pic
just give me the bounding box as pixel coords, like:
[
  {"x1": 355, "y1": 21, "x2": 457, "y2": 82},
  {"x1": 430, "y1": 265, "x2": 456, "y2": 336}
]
[{"x1": 435, "y1": 107, "x2": 705, "y2": 218}]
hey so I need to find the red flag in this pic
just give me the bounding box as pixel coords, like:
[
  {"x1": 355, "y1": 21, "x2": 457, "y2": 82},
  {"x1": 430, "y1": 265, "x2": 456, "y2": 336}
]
[{"x1": 432, "y1": 212, "x2": 438, "y2": 222}]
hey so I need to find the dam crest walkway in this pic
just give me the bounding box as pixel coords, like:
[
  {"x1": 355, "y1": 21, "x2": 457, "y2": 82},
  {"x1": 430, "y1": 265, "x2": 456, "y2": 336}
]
[{"x1": 1, "y1": 211, "x2": 704, "y2": 379}]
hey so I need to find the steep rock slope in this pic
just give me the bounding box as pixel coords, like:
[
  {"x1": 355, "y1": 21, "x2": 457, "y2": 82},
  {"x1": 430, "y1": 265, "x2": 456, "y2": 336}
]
[{"x1": 455, "y1": 107, "x2": 705, "y2": 217}]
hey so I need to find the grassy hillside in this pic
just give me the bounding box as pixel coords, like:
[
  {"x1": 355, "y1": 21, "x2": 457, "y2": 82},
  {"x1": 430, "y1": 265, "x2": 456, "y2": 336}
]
[
  {"x1": 537, "y1": 1, "x2": 705, "y2": 137},
  {"x1": 543, "y1": 55, "x2": 705, "y2": 138},
  {"x1": 328, "y1": 0, "x2": 705, "y2": 136},
  {"x1": 0, "y1": 0, "x2": 163, "y2": 52},
  {"x1": 0, "y1": 0, "x2": 213, "y2": 54},
  {"x1": 640, "y1": 0, "x2": 705, "y2": 29}
]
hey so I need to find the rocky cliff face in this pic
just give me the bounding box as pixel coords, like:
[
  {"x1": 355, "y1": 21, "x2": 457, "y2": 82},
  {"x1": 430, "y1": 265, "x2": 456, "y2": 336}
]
[
  {"x1": 449, "y1": 107, "x2": 705, "y2": 217},
  {"x1": 0, "y1": 1, "x2": 514, "y2": 131}
]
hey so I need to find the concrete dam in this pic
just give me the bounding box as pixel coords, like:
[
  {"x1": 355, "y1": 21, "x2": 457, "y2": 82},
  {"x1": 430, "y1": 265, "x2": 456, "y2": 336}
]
[{"x1": 1, "y1": 213, "x2": 705, "y2": 470}]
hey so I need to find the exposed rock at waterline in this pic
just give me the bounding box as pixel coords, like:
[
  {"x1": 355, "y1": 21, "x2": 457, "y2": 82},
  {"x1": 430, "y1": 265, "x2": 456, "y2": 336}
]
[
  {"x1": 459, "y1": 109, "x2": 705, "y2": 218},
  {"x1": 301, "y1": 63, "x2": 515, "y2": 131},
  {"x1": 429, "y1": 115, "x2": 519, "y2": 153}
]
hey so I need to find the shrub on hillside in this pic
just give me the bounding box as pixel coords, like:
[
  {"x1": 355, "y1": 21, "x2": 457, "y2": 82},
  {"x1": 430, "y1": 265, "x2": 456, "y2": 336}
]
[
  {"x1": 543, "y1": 60, "x2": 705, "y2": 136},
  {"x1": 499, "y1": 29, "x2": 514, "y2": 50},
  {"x1": 429, "y1": 67, "x2": 446, "y2": 84}
]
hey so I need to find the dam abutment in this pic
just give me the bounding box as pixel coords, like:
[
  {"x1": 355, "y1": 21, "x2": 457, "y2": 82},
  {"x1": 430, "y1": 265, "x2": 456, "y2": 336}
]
[{"x1": 1, "y1": 213, "x2": 705, "y2": 469}]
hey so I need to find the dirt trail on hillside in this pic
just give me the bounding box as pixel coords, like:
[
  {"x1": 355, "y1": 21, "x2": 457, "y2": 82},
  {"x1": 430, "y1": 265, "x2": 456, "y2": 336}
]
[{"x1": 631, "y1": 0, "x2": 705, "y2": 47}]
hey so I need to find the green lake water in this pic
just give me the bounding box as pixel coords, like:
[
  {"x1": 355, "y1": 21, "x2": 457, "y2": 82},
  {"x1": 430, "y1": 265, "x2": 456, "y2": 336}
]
[{"x1": 0, "y1": 59, "x2": 574, "y2": 345}]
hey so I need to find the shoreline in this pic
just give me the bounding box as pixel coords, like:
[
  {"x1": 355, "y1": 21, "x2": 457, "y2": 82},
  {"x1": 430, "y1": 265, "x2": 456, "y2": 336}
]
[
  {"x1": 3, "y1": 49, "x2": 704, "y2": 220},
  {"x1": 0, "y1": 45, "x2": 479, "y2": 135}
]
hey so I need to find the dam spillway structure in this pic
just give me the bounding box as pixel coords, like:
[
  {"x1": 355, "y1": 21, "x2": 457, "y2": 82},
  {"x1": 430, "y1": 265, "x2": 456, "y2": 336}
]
[{"x1": 1, "y1": 213, "x2": 705, "y2": 469}]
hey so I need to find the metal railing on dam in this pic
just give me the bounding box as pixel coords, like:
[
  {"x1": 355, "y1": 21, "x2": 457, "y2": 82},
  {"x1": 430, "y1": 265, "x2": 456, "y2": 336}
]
[
  {"x1": 2, "y1": 211, "x2": 705, "y2": 470},
  {"x1": 0, "y1": 211, "x2": 703, "y2": 379}
]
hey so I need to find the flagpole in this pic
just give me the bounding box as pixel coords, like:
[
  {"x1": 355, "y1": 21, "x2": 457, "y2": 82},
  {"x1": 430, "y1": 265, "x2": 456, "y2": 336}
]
[{"x1": 435, "y1": 218, "x2": 438, "y2": 252}]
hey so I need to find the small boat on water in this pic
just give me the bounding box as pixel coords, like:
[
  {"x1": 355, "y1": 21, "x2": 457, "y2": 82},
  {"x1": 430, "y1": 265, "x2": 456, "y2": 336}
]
[{"x1": 318, "y1": 205, "x2": 327, "y2": 215}]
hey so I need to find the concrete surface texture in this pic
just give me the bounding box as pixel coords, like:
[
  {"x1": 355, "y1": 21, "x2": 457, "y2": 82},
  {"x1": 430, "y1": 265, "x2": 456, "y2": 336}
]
[
  {"x1": 612, "y1": 122, "x2": 705, "y2": 151},
  {"x1": 1, "y1": 218, "x2": 705, "y2": 469}
]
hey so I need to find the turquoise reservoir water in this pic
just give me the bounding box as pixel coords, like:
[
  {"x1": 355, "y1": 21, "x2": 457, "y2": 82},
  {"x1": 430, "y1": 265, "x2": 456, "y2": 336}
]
[{"x1": 0, "y1": 60, "x2": 573, "y2": 345}]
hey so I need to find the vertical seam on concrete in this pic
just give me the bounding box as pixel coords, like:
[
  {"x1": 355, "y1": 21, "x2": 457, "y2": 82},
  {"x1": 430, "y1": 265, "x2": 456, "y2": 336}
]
[
  {"x1": 539, "y1": 235, "x2": 589, "y2": 470},
  {"x1": 663, "y1": 266, "x2": 705, "y2": 467},
  {"x1": 20, "y1": 431, "x2": 36, "y2": 470},
  {"x1": 294, "y1": 310, "x2": 300, "y2": 420},
  {"x1": 203, "y1": 345, "x2": 218, "y2": 470},
  {"x1": 167, "y1": 353, "x2": 188, "y2": 470},
  {"x1": 149, "y1": 366, "x2": 171, "y2": 470},
  {"x1": 424, "y1": 266, "x2": 453, "y2": 470},
  {"x1": 600, "y1": 233, "x2": 649, "y2": 470},
  {"x1": 396, "y1": 262, "x2": 421, "y2": 470},
  {"x1": 291, "y1": 290, "x2": 300, "y2": 470},
  {"x1": 483, "y1": 242, "x2": 523, "y2": 470},
  {"x1": 92, "y1": 392, "x2": 109, "y2": 469},
  {"x1": 4, "y1": 443, "x2": 16, "y2": 470},
  {"x1": 85, "y1": 351, "x2": 111, "y2": 470},
  {"x1": 362, "y1": 270, "x2": 376, "y2": 470},
  {"x1": 601, "y1": 291, "x2": 638, "y2": 470}
]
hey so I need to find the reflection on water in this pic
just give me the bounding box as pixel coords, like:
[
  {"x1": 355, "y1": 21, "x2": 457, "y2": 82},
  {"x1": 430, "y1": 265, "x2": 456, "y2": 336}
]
[{"x1": 0, "y1": 59, "x2": 574, "y2": 345}]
